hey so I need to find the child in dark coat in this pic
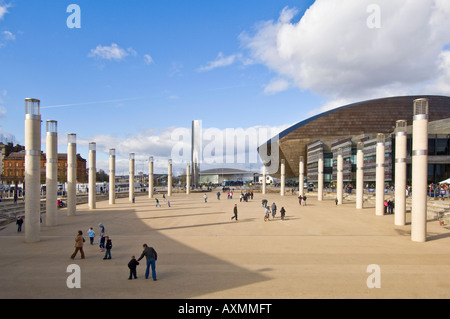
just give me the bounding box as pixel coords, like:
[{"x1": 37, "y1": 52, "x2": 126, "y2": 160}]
[
  {"x1": 128, "y1": 256, "x2": 139, "y2": 279},
  {"x1": 103, "y1": 236, "x2": 112, "y2": 259},
  {"x1": 99, "y1": 233, "x2": 105, "y2": 252}
]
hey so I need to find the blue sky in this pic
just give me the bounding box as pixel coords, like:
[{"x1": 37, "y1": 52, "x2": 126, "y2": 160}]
[{"x1": 1, "y1": 0, "x2": 450, "y2": 174}]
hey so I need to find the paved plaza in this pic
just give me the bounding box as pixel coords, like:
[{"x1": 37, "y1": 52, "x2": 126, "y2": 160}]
[{"x1": 0, "y1": 191, "x2": 449, "y2": 299}]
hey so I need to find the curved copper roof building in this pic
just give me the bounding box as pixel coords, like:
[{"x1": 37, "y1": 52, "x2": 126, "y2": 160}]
[{"x1": 259, "y1": 95, "x2": 450, "y2": 178}]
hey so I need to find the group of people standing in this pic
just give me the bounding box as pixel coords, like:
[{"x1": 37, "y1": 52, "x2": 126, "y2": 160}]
[
  {"x1": 263, "y1": 201, "x2": 286, "y2": 221},
  {"x1": 298, "y1": 195, "x2": 307, "y2": 206},
  {"x1": 384, "y1": 199, "x2": 394, "y2": 214},
  {"x1": 70, "y1": 223, "x2": 111, "y2": 260},
  {"x1": 69, "y1": 223, "x2": 158, "y2": 281}
]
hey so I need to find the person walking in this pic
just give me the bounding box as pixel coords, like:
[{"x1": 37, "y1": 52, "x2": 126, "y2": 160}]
[
  {"x1": 203, "y1": 194, "x2": 208, "y2": 203},
  {"x1": 271, "y1": 202, "x2": 277, "y2": 219},
  {"x1": 128, "y1": 256, "x2": 139, "y2": 280},
  {"x1": 70, "y1": 230, "x2": 85, "y2": 260},
  {"x1": 137, "y1": 243, "x2": 158, "y2": 281},
  {"x1": 103, "y1": 236, "x2": 112, "y2": 259},
  {"x1": 16, "y1": 216, "x2": 23, "y2": 232},
  {"x1": 262, "y1": 199, "x2": 268, "y2": 208},
  {"x1": 231, "y1": 204, "x2": 238, "y2": 221},
  {"x1": 155, "y1": 198, "x2": 161, "y2": 207},
  {"x1": 98, "y1": 222, "x2": 105, "y2": 234},
  {"x1": 280, "y1": 207, "x2": 286, "y2": 220},
  {"x1": 264, "y1": 206, "x2": 270, "y2": 221},
  {"x1": 388, "y1": 200, "x2": 394, "y2": 214}
]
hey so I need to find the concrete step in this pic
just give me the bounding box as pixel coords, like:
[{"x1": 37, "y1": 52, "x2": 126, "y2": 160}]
[{"x1": 0, "y1": 218, "x2": 11, "y2": 226}]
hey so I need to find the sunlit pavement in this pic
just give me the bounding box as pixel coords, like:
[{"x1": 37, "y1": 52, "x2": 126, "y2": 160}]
[{"x1": 0, "y1": 191, "x2": 449, "y2": 299}]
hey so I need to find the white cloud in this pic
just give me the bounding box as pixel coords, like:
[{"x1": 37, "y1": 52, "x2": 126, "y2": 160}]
[
  {"x1": 241, "y1": 0, "x2": 450, "y2": 109},
  {"x1": 0, "y1": 30, "x2": 15, "y2": 47},
  {"x1": 2, "y1": 31, "x2": 14, "y2": 40},
  {"x1": 264, "y1": 78, "x2": 291, "y2": 95},
  {"x1": 426, "y1": 50, "x2": 450, "y2": 94},
  {"x1": 80, "y1": 124, "x2": 291, "y2": 174},
  {"x1": 144, "y1": 54, "x2": 153, "y2": 65},
  {"x1": 197, "y1": 52, "x2": 243, "y2": 72},
  {"x1": 88, "y1": 43, "x2": 134, "y2": 61},
  {"x1": 0, "y1": 3, "x2": 10, "y2": 20}
]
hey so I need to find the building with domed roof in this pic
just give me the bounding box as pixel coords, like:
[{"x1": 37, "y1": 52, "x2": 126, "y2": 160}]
[{"x1": 258, "y1": 95, "x2": 450, "y2": 185}]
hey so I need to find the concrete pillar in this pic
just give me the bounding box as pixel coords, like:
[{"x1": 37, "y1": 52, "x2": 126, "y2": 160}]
[
  {"x1": 299, "y1": 156, "x2": 304, "y2": 197},
  {"x1": 336, "y1": 148, "x2": 343, "y2": 205},
  {"x1": 262, "y1": 165, "x2": 266, "y2": 195},
  {"x1": 129, "y1": 153, "x2": 135, "y2": 202},
  {"x1": 186, "y1": 164, "x2": 191, "y2": 195},
  {"x1": 168, "y1": 159, "x2": 172, "y2": 196},
  {"x1": 395, "y1": 120, "x2": 407, "y2": 226},
  {"x1": 24, "y1": 98, "x2": 41, "y2": 242},
  {"x1": 148, "y1": 156, "x2": 154, "y2": 199},
  {"x1": 67, "y1": 134, "x2": 77, "y2": 217},
  {"x1": 356, "y1": 142, "x2": 364, "y2": 209},
  {"x1": 88, "y1": 142, "x2": 96, "y2": 210},
  {"x1": 191, "y1": 120, "x2": 201, "y2": 188},
  {"x1": 109, "y1": 149, "x2": 115, "y2": 205},
  {"x1": 280, "y1": 159, "x2": 285, "y2": 196},
  {"x1": 46, "y1": 120, "x2": 58, "y2": 226},
  {"x1": 411, "y1": 98, "x2": 429, "y2": 242},
  {"x1": 318, "y1": 153, "x2": 324, "y2": 201},
  {"x1": 375, "y1": 134, "x2": 385, "y2": 216}
]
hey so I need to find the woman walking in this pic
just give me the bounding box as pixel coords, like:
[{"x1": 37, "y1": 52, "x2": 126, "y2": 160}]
[{"x1": 70, "y1": 230, "x2": 85, "y2": 260}]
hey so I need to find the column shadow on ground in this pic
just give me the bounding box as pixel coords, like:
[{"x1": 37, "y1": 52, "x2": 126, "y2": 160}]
[{"x1": 0, "y1": 203, "x2": 270, "y2": 299}]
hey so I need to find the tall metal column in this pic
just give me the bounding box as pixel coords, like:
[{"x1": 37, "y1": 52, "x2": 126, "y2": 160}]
[
  {"x1": 375, "y1": 134, "x2": 385, "y2": 216},
  {"x1": 168, "y1": 159, "x2": 172, "y2": 197},
  {"x1": 129, "y1": 153, "x2": 135, "y2": 202},
  {"x1": 191, "y1": 120, "x2": 201, "y2": 188},
  {"x1": 262, "y1": 164, "x2": 267, "y2": 195},
  {"x1": 24, "y1": 98, "x2": 41, "y2": 242},
  {"x1": 336, "y1": 148, "x2": 343, "y2": 205},
  {"x1": 67, "y1": 134, "x2": 77, "y2": 217},
  {"x1": 395, "y1": 120, "x2": 407, "y2": 226},
  {"x1": 356, "y1": 142, "x2": 364, "y2": 209},
  {"x1": 280, "y1": 159, "x2": 285, "y2": 196},
  {"x1": 186, "y1": 164, "x2": 191, "y2": 195},
  {"x1": 46, "y1": 120, "x2": 58, "y2": 226},
  {"x1": 299, "y1": 156, "x2": 304, "y2": 197},
  {"x1": 318, "y1": 153, "x2": 324, "y2": 201},
  {"x1": 109, "y1": 149, "x2": 115, "y2": 205},
  {"x1": 148, "y1": 156, "x2": 154, "y2": 199},
  {"x1": 411, "y1": 98, "x2": 429, "y2": 242},
  {"x1": 88, "y1": 142, "x2": 96, "y2": 210}
]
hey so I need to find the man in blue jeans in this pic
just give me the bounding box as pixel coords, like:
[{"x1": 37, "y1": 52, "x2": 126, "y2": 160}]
[{"x1": 137, "y1": 243, "x2": 158, "y2": 281}]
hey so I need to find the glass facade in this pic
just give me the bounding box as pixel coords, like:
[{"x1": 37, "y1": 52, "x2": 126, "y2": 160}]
[{"x1": 307, "y1": 132, "x2": 450, "y2": 187}]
